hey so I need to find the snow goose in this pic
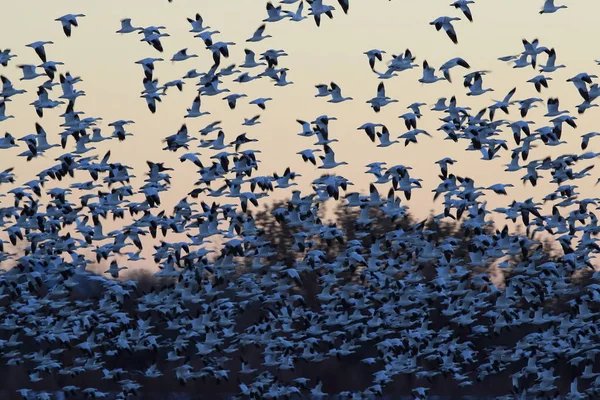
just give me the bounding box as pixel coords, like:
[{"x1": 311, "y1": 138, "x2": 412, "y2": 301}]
[
  {"x1": 366, "y1": 82, "x2": 398, "y2": 112},
  {"x1": 581, "y1": 132, "x2": 600, "y2": 150},
  {"x1": 430, "y1": 16, "x2": 461, "y2": 44},
  {"x1": 273, "y1": 68, "x2": 294, "y2": 86},
  {"x1": 26, "y1": 41, "x2": 53, "y2": 63},
  {"x1": 199, "y1": 120, "x2": 222, "y2": 136},
  {"x1": 18, "y1": 64, "x2": 45, "y2": 81},
  {"x1": 431, "y1": 97, "x2": 448, "y2": 111},
  {"x1": 315, "y1": 84, "x2": 330, "y2": 97},
  {"x1": 488, "y1": 87, "x2": 516, "y2": 120},
  {"x1": 38, "y1": 60, "x2": 64, "y2": 80},
  {"x1": 419, "y1": 61, "x2": 446, "y2": 83},
  {"x1": 540, "y1": 0, "x2": 567, "y2": 14},
  {"x1": 0, "y1": 132, "x2": 17, "y2": 149},
  {"x1": 364, "y1": 49, "x2": 386, "y2": 70},
  {"x1": 249, "y1": 97, "x2": 272, "y2": 110},
  {"x1": 264, "y1": 2, "x2": 288, "y2": 22},
  {"x1": 185, "y1": 95, "x2": 210, "y2": 118},
  {"x1": 463, "y1": 70, "x2": 489, "y2": 87},
  {"x1": 439, "y1": 57, "x2": 470, "y2": 82},
  {"x1": 116, "y1": 18, "x2": 141, "y2": 34},
  {"x1": 487, "y1": 183, "x2": 514, "y2": 195},
  {"x1": 527, "y1": 74, "x2": 552, "y2": 92},
  {"x1": 539, "y1": 48, "x2": 565, "y2": 72},
  {"x1": 435, "y1": 157, "x2": 457, "y2": 178},
  {"x1": 162, "y1": 79, "x2": 184, "y2": 93},
  {"x1": 307, "y1": 0, "x2": 336, "y2": 27},
  {"x1": 247, "y1": 24, "x2": 272, "y2": 42},
  {"x1": 328, "y1": 82, "x2": 353, "y2": 103},
  {"x1": 319, "y1": 144, "x2": 348, "y2": 169},
  {"x1": 297, "y1": 119, "x2": 314, "y2": 136},
  {"x1": 577, "y1": 100, "x2": 599, "y2": 114},
  {"x1": 285, "y1": 1, "x2": 307, "y2": 21},
  {"x1": 105, "y1": 260, "x2": 127, "y2": 279},
  {"x1": 408, "y1": 102, "x2": 426, "y2": 115},
  {"x1": 235, "y1": 73, "x2": 258, "y2": 86},
  {"x1": 223, "y1": 93, "x2": 247, "y2": 109},
  {"x1": 195, "y1": 29, "x2": 220, "y2": 46},
  {"x1": 466, "y1": 72, "x2": 494, "y2": 96},
  {"x1": 55, "y1": 14, "x2": 85, "y2": 37},
  {"x1": 517, "y1": 97, "x2": 543, "y2": 117},
  {"x1": 522, "y1": 39, "x2": 549, "y2": 68},
  {"x1": 398, "y1": 129, "x2": 432, "y2": 146},
  {"x1": 243, "y1": 115, "x2": 261, "y2": 126},
  {"x1": 208, "y1": 41, "x2": 236, "y2": 65},
  {"x1": 297, "y1": 148, "x2": 322, "y2": 165},
  {"x1": 451, "y1": 0, "x2": 475, "y2": 22},
  {"x1": 376, "y1": 126, "x2": 399, "y2": 147},
  {"x1": 240, "y1": 49, "x2": 266, "y2": 68},
  {"x1": 140, "y1": 32, "x2": 170, "y2": 52},
  {"x1": 0, "y1": 101, "x2": 14, "y2": 122},
  {"x1": 187, "y1": 13, "x2": 209, "y2": 33},
  {"x1": 30, "y1": 87, "x2": 64, "y2": 117},
  {"x1": 567, "y1": 72, "x2": 597, "y2": 101},
  {"x1": 170, "y1": 48, "x2": 198, "y2": 62},
  {"x1": 544, "y1": 98, "x2": 568, "y2": 117},
  {"x1": 399, "y1": 113, "x2": 419, "y2": 129},
  {"x1": 356, "y1": 122, "x2": 382, "y2": 142},
  {"x1": 0, "y1": 49, "x2": 16, "y2": 67},
  {"x1": 135, "y1": 57, "x2": 163, "y2": 79}
]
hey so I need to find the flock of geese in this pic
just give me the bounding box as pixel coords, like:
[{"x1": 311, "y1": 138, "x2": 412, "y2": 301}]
[{"x1": 1, "y1": 0, "x2": 598, "y2": 399}]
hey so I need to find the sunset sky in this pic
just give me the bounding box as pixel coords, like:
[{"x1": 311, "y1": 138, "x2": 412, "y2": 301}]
[{"x1": 1, "y1": 0, "x2": 599, "y2": 223}]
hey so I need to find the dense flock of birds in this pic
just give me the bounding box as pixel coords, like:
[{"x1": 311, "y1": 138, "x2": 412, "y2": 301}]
[{"x1": 3, "y1": 0, "x2": 600, "y2": 399}]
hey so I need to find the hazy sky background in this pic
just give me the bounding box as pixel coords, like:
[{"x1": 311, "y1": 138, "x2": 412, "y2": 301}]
[{"x1": 1, "y1": 0, "x2": 599, "y2": 226}]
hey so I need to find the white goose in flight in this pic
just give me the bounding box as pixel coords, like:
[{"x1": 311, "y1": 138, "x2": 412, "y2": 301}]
[
  {"x1": 328, "y1": 82, "x2": 353, "y2": 103},
  {"x1": 527, "y1": 74, "x2": 552, "y2": 93},
  {"x1": 540, "y1": 0, "x2": 567, "y2": 14},
  {"x1": 451, "y1": 0, "x2": 475, "y2": 22},
  {"x1": 171, "y1": 48, "x2": 198, "y2": 62},
  {"x1": 539, "y1": 48, "x2": 565, "y2": 73},
  {"x1": 285, "y1": 1, "x2": 307, "y2": 22},
  {"x1": 307, "y1": 0, "x2": 336, "y2": 27},
  {"x1": 419, "y1": 61, "x2": 446, "y2": 84},
  {"x1": 488, "y1": 87, "x2": 516, "y2": 120},
  {"x1": 240, "y1": 49, "x2": 266, "y2": 69},
  {"x1": 264, "y1": 2, "x2": 287, "y2": 22},
  {"x1": 357, "y1": 122, "x2": 384, "y2": 142},
  {"x1": 364, "y1": 49, "x2": 386, "y2": 70},
  {"x1": 430, "y1": 16, "x2": 460, "y2": 44},
  {"x1": 116, "y1": 18, "x2": 141, "y2": 34},
  {"x1": 247, "y1": 24, "x2": 272, "y2": 42},
  {"x1": 544, "y1": 98, "x2": 568, "y2": 117},
  {"x1": 439, "y1": 57, "x2": 470, "y2": 82},
  {"x1": 466, "y1": 72, "x2": 494, "y2": 96},
  {"x1": 55, "y1": 14, "x2": 85, "y2": 37},
  {"x1": 185, "y1": 95, "x2": 210, "y2": 118},
  {"x1": 0, "y1": 49, "x2": 16, "y2": 67},
  {"x1": 18, "y1": 64, "x2": 45, "y2": 81},
  {"x1": 398, "y1": 129, "x2": 432, "y2": 146},
  {"x1": 376, "y1": 126, "x2": 399, "y2": 147},
  {"x1": 319, "y1": 145, "x2": 348, "y2": 169},
  {"x1": 366, "y1": 82, "x2": 398, "y2": 112},
  {"x1": 249, "y1": 97, "x2": 272, "y2": 110},
  {"x1": 26, "y1": 41, "x2": 53, "y2": 63},
  {"x1": 105, "y1": 260, "x2": 128, "y2": 279},
  {"x1": 0, "y1": 101, "x2": 14, "y2": 122},
  {"x1": 187, "y1": 13, "x2": 209, "y2": 33}
]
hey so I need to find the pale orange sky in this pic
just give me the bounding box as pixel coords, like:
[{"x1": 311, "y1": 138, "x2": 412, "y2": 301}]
[{"x1": 0, "y1": 0, "x2": 599, "y2": 223}]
